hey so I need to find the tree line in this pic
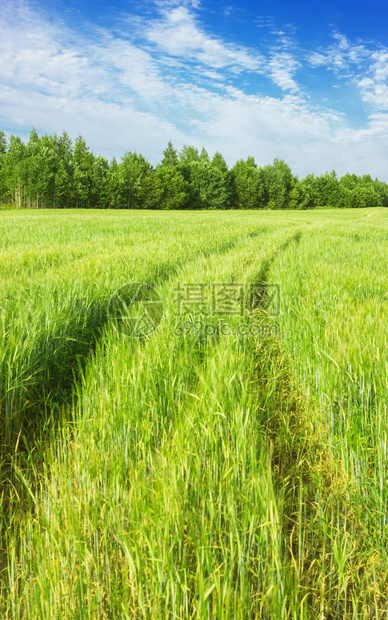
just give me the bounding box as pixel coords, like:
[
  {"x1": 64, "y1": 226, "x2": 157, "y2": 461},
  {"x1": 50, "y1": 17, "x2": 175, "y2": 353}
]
[{"x1": 0, "y1": 129, "x2": 387, "y2": 210}]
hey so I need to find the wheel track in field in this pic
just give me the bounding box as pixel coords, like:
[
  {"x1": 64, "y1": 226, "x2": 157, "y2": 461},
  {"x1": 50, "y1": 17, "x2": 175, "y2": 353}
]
[
  {"x1": 5, "y1": 225, "x2": 385, "y2": 617},
  {"x1": 247, "y1": 230, "x2": 302, "y2": 314},
  {"x1": 1, "y1": 226, "x2": 302, "y2": 464},
  {"x1": 0, "y1": 224, "x2": 270, "y2": 438},
  {"x1": 0, "y1": 225, "x2": 274, "y2": 534},
  {"x1": 249, "y1": 229, "x2": 388, "y2": 618},
  {"x1": 0, "y1": 222, "x2": 286, "y2": 595},
  {"x1": 246, "y1": 229, "x2": 349, "y2": 616},
  {"x1": 8, "y1": 226, "x2": 354, "y2": 619}
]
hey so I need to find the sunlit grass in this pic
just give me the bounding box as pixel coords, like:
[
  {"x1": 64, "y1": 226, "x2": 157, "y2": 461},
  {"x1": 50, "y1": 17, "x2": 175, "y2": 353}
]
[{"x1": 0, "y1": 207, "x2": 387, "y2": 618}]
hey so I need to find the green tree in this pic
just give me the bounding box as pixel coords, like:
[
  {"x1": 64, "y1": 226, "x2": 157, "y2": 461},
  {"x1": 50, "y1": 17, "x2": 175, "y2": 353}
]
[
  {"x1": 314, "y1": 170, "x2": 339, "y2": 207},
  {"x1": 24, "y1": 128, "x2": 42, "y2": 207},
  {"x1": 211, "y1": 151, "x2": 233, "y2": 207},
  {"x1": 176, "y1": 145, "x2": 200, "y2": 208},
  {"x1": 230, "y1": 157, "x2": 264, "y2": 209},
  {"x1": 143, "y1": 165, "x2": 188, "y2": 209},
  {"x1": 373, "y1": 179, "x2": 388, "y2": 207},
  {"x1": 261, "y1": 158, "x2": 295, "y2": 209},
  {"x1": 189, "y1": 160, "x2": 230, "y2": 209},
  {"x1": 355, "y1": 184, "x2": 381, "y2": 208},
  {"x1": 161, "y1": 141, "x2": 179, "y2": 167},
  {"x1": 199, "y1": 147, "x2": 209, "y2": 162},
  {"x1": 25, "y1": 130, "x2": 69, "y2": 208},
  {"x1": 106, "y1": 157, "x2": 122, "y2": 208},
  {"x1": 288, "y1": 179, "x2": 315, "y2": 209},
  {"x1": 72, "y1": 135, "x2": 94, "y2": 208},
  {"x1": 90, "y1": 155, "x2": 109, "y2": 208},
  {"x1": 212, "y1": 151, "x2": 228, "y2": 174},
  {"x1": 0, "y1": 130, "x2": 6, "y2": 155},
  {"x1": 179, "y1": 145, "x2": 200, "y2": 164},
  {"x1": 55, "y1": 132, "x2": 74, "y2": 208},
  {"x1": 2, "y1": 134, "x2": 26, "y2": 208},
  {"x1": 118, "y1": 152, "x2": 152, "y2": 209},
  {"x1": 0, "y1": 130, "x2": 8, "y2": 205}
]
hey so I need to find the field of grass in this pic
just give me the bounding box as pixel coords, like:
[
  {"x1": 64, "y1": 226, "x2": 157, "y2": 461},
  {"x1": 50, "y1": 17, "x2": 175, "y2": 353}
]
[{"x1": 0, "y1": 207, "x2": 387, "y2": 618}]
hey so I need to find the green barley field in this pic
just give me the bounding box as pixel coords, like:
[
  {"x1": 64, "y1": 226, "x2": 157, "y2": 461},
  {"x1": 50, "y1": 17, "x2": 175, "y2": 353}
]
[{"x1": 0, "y1": 207, "x2": 387, "y2": 618}]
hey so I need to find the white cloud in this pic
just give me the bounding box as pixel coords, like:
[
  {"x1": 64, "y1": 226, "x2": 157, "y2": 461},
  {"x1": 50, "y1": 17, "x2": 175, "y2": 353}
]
[
  {"x1": 357, "y1": 51, "x2": 388, "y2": 110},
  {"x1": 144, "y1": 5, "x2": 303, "y2": 94},
  {"x1": 307, "y1": 33, "x2": 368, "y2": 72},
  {"x1": 268, "y1": 52, "x2": 300, "y2": 92},
  {"x1": 0, "y1": 0, "x2": 387, "y2": 180},
  {"x1": 91, "y1": 36, "x2": 168, "y2": 103},
  {"x1": 146, "y1": 6, "x2": 263, "y2": 71},
  {"x1": 304, "y1": 32, "x2": 388, "y2": 146}
]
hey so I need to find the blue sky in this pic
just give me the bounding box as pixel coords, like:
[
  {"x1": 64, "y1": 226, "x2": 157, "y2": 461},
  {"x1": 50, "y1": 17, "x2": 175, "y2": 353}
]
[{"x1": 1, "y1": 0, "x2": 388, "y2": 179}]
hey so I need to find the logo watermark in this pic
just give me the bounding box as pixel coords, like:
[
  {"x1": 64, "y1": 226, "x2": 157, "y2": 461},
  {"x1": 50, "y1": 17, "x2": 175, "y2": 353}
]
[
  {"x1": 173, "y1": 282, "x2": 280, "y2": 317},
  {"x1": 108, "y1": 282, "x2": 163, "y2": 338},
  {"x1": 108, "y1": 281, "x2": 279, "y2": 338},
  {"x1": 174, "y1": 319, "x2": 277, "y2": 339}
]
